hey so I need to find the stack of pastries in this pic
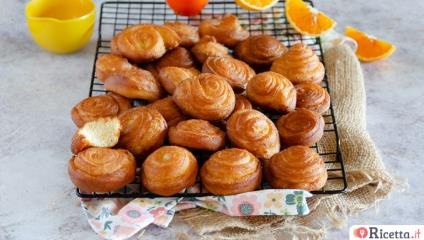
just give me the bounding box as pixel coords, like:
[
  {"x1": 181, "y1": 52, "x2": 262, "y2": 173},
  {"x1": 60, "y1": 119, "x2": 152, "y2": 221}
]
[{"x1": 67, "y1": 14, "x2": 332, "y2": 196}]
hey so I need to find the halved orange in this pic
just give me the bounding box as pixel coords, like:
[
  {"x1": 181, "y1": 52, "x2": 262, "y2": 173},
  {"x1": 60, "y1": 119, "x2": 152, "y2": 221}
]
[
  {"x1": 285, "y1": 0, "x2": 336, "y2": 36},
  {"x1": 345, "y1": 26, "x2": 396, "y2": 62},
  {"x1": 235, "y1": 0, "x2": 279, "y2": 11}
]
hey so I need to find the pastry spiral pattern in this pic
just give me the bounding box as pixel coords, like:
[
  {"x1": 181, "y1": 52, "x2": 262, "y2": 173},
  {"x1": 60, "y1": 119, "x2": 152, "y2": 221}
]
[
  {"x1": 227, "y1": 109, "x2": 280, "y2": 159},
  {"x1": 276, "y1": 109, "x2": 324, "y2": 147},
  {"x1": 266, "y1": 146, "x2": 327, "y2": 191},
  {"x1": 173, "y1": 73, "x2": 236, "y2": 121},
  {"x1": 156, "y1": 47, "x2": 195, "y2": 69},
  {"x1": 111, "y1": 25, "x2": 166, "y2": 63},
  {"x1": 199, "y1": 14, "x2": 249, "y2": 47},
  {"x1": 95, "y1": 54, "x2": 133, "y2": 82},
  {"x1": 246, "y1": 71, "x2": 296, "y2": 113},
  {"x1": 295, "y1": 83, "x2": 330, "y2": 114},
  {"x1": 147, "y1": 96, "x2": 186, "y2": 127},
  {"x1": 68, "y1": 147, "x2": 136, "y2": 192},
  {"x1": 169, "y1": 119, "x2": 226, "y2": 151},
  {"x1": 202, "y1": 56, "x2": 255, "y2": 91},
  {"x1": 104, "y1": 66, "x2": 163, "y2": 101},
  {"x1": 271, "y1": 43, "x2": 325, "y2": 84},
  {"x1": 164, "y1": 22, "x2": 199, "y2": 47},
  {"x1": 201, "y1": 148, "x2": 262, "y2": 195},
  {"x1": 191, "y1": 36, "x2": 229, "y2": 63},
  {"x1": 71, "y1": 95, "x2": 121, "y2": 127},
  {"x1": 236, "y1": 35, "x2": 287, "y2": 65},
  {"x1": 158, "y1": 66, "x2": 200, "y2": 94},
  {"x1": 142, "y1": 146, "x2": 198, "y2": 196},
  {"x1": 151, "y1": 24, "x2": 181, "y2": 49},
  {"x1": 233, "y1": 94, "x2": 253, "y2": 112},
  {"x1": 118, "y1": 107, "x2": 168, "y2": 158}
]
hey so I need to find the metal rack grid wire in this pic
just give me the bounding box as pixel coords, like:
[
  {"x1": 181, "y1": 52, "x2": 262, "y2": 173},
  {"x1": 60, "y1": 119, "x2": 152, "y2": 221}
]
[{"x1": 77, "y1": 0, "x2": 348, "y2": 198}]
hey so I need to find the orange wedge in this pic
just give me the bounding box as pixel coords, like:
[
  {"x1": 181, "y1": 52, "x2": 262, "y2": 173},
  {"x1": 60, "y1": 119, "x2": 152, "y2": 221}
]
[
  {"x1": 345, "y1": 26, "x2": 396, "y2": 62},
  {"x1": 285, "y1": 0, "x2": 336, "y2": 36},
  {"x1": 235, "y1": 0, "x2": 279, "y2": 11}
]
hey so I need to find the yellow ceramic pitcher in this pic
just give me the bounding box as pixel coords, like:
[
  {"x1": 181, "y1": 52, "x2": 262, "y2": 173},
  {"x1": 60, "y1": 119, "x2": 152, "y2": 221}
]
[{"x1": 26, "y1": 0, "x2": 96, "y2": 54}]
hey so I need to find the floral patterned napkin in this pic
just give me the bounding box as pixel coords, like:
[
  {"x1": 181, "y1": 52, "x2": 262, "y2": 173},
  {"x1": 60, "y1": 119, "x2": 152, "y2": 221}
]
[{"x1": 81, "y1": 189, "x2": 312, "y2": 240}]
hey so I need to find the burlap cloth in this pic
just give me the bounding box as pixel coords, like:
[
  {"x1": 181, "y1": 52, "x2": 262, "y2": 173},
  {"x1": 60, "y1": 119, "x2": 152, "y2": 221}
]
[{"x1": 175, "y1": 45, "x2": 396, "y2": 239}]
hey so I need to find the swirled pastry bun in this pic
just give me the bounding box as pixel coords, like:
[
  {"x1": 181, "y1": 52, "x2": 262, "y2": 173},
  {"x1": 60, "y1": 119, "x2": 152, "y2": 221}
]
[
  {"x1": 199, "y1": 14, "x2": 249, "y2": 47},
  {"x1": 118, "y1": 107, "x2": 167, "y2": 158},
  {"x1": 164, "y1": 22, "x2": 199, "y2": 47},
  {"x1": 111, "y1": 25, "x2": 166, "y2": 63},
  {"x1": 276, "y1": 109, "x2": 324, "y2": 147},
  {"x1": 158, "y1": 66, "x2": 200, "y2": 94},
  {"x1": 147, "y1": 96, "x2": 186, "y2": 127},
  {"x1": 202, "y1": 56, "x2": 255, "y2": 91},
  {"x1": 95, "y1": 54, "x2": 133, "y2": 82},
  {"x1": 173, "y1": 73, "x2": 236, "y2": 121},
  {"x1": 271, "y1": 43, "x2": 325, "y2": 84},
  {"x1": 191, "y1": 36, "x2": 229, "y2": 63},
  {"x1": 156, "y1": 47, "x2": 195, "y2": 69},
  {"x1": 236, "y1": 35, "x2": 287, "y2": 65},
  {"x1": 295, "y1": 83, "x2": 330, "y2": 114},
  {"x1": 68, "y1": 147, "x2": 136, "y2": 192},
  {"x1": 151, "y1": 24, "x2": 181, "y2": 49},
  {"x1": 71, "y1": 117, "x2": 121, "y2": 154},
  {"x1": 142, "y1": 146, "x2": 198, "y2": 196},
  {"x1": 246, "y1": 71, "x2": 296, "y2": 113},
  {"x1": 265, "y1": 146, "x2": 327, "y2": 191},
  {"x1": 71, "y1": 94, "x2": 127, "y2": 127},
  {"x1": 227, "y1": 109, "x2": 280, "y2": 159},
  {"x1": 169, "y1": 119, "x2": 225, "y2": 151},
  {"x1": 104, "y1": 65, "x2": 164, "y2": 101},
  {"x1": 233, "y1": 94, "x2": 253, "y2": 112},
  {"x1": 201, "y1": 148, "x2": 261, "y2": 195}
]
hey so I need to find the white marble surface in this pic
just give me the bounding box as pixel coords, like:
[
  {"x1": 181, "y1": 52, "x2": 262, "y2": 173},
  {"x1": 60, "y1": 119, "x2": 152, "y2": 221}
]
[{"x1": 1, "y1": 0, "x2": 423, "y2": 239}]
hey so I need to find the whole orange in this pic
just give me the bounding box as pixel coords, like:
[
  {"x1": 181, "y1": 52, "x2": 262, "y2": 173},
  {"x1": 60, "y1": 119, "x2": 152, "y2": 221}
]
[{"x1": 166, "y1": 0, "x2": 208, "y2": 16}]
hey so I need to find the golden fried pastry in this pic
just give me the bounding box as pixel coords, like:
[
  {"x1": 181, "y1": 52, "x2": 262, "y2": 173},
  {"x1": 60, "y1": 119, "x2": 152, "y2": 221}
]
[
  {"x1": 68, "y1": 147, "x2": 136, "y2": 192},
  {"x1": 164, "y1": 22, "x2": 199, "y2": 47},
  {"x1": 147, "y1": 96, "x2": 186, "y2": 127},
  {"x1": 156, "y1": 47, "x2": 195, "y2": 69},
  {"x1": 107, "y1": 92, "x2": 132, "y2": 114},
  {"x1": 104, "y1": 66, "x2": 163, "y2": 101},
  {"x1": 201, "y1": 148, "x2": 261, "y2": 195},
  {"x1": 295, "y1": 83, "x2": 330, "y2": 114},
  {"x1": 111, "y1": 25, "x2": 166, "y2": 63},
  {"x1": 71, "y1": 94, "x2": 127, "y2": 127},
  {"x1": 202, "y1": 56, "x2": 255, "y2": 91},
  {"x1": 158, "y1": 66, "x2": 200, "y2": 94},
  {"x1": 227, "y1": 109, "x2": 280, "y2": 159},
  {"x1": 236, "y1": 35, "x2": 287, "y2": 65},
  {"x1": 233, "y1": 94, "x2": 253, "y2": 112},
  {"x1": 95, "y1": 54, "x2": 133, "y2": 82},
  {"x1": 169, "y1": 119, "x2": 225, "y2": 151},
  {"x1": 191, "y1": 36, "x2": 229, "y2": 63},
  {"x1": 276, "y1": 109, "x2": 324, "y2": 147},
  {"x1": 152, "y1": 24, "x2": 181, "y2": 49},
  {"x1": 173, "y1": 73, "x2": 236, "y2": 121},
  {"x1": 142, "y1": 146, "x2": 198, "y2": 196},
  {"x1": 71, "y1": 117, "x2": 121, "y2": 154},
  {"x1": 246, "y1": 71, "x2": 296, "y2": 113},
  {"x1": 265, "y1": 146, "x2": 327, "y2": 191},
  {"x1": 199, "y1": 14, "x2": 249, "y2": 47},
  {"x1": 118, "y1": 107, "x2": 167, "y2": 158},
  {"x1": 271, "y1": 43, "x2": 325, "y2": 84}
]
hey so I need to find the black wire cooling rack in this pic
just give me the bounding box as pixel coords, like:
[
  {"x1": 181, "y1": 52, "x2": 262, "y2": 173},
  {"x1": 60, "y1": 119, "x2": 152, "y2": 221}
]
[{"x1": 77, "y1": 0, "x2": 348, "y2": 198}]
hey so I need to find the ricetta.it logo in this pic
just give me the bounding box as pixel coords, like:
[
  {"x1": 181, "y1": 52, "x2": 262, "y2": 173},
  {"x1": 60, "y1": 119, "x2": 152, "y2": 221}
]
[{"x1": 353, "y1": 227, "x2": 369, "y2": 239}]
